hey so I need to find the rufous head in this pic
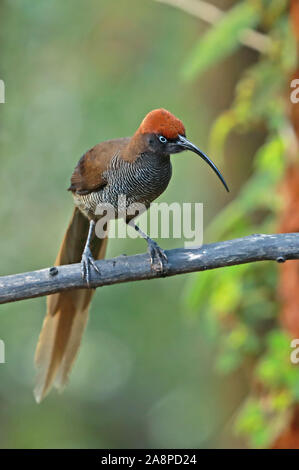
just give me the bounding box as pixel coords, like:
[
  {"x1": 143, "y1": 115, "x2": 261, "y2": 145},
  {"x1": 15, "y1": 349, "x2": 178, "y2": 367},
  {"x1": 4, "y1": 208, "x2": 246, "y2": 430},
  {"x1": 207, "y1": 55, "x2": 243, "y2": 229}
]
[
  {"x1": 135, "y1": 108, "x2": 229, "y2": 192},
  {"x1": 139, "y1": 108, "x2": 186, "y2": 139}
]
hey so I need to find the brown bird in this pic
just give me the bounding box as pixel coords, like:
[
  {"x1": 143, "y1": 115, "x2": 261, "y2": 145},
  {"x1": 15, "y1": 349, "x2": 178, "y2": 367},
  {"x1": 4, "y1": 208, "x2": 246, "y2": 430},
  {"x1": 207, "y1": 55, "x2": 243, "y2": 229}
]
[{"x1": 34, "y1": 108, "x2": 228, "y2": 402}]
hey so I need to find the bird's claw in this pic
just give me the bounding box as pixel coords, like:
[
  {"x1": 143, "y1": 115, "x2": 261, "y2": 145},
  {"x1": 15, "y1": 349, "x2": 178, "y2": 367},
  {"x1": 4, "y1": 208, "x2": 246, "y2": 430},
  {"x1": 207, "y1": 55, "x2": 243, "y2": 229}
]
[
  {"x1": 81, "y1": 248, "x2": 100, "y2": 286},
  {"x1": 147, "y1": 240, "x2": 168, "y2": 273}
]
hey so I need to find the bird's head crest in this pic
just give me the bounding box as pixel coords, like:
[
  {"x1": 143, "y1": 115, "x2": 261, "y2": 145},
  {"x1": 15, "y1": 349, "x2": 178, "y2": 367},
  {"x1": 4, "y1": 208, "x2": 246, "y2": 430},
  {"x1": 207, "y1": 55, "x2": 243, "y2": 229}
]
[{"x1": 138, "y1": 108, "x2": 185, "y2": 139}]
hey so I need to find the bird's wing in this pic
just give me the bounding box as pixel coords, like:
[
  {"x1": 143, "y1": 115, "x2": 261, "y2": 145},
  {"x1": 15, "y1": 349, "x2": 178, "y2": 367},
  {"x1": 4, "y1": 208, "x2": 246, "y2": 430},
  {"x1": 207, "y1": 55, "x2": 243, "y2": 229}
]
[{"x1": 68, "y1": 137, "x2": 130, "y2": 194}]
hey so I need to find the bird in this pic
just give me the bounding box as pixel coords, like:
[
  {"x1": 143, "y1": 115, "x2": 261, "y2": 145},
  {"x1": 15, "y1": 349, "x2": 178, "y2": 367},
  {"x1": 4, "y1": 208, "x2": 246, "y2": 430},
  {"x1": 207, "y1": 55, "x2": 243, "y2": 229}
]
[{"x1": 34, "y1": 108, "x2": 228, "y2": 402}]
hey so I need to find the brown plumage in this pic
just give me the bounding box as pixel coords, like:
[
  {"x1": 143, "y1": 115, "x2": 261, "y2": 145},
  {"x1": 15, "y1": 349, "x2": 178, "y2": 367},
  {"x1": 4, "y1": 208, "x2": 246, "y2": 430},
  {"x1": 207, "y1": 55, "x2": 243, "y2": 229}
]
[
  {"x1": 69, "y1": 138, "x2": 131, "y2": 194},
  {"x1": 34, "y1": 108, "x2": 228, "y2": 402}
]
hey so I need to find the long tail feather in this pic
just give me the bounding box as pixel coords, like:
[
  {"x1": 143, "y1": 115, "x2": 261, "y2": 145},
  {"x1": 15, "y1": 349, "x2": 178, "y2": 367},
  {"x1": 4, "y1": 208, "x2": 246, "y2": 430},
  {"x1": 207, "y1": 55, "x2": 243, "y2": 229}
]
[{"x1": 34, "y1": 208, "x2": 107, "y2": 403}]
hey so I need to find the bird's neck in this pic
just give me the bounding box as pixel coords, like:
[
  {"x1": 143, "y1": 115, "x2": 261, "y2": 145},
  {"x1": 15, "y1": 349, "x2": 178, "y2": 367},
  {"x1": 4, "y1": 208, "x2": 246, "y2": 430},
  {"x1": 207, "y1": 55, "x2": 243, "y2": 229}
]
[{"x1": 121, "y1": 131, "x2": 146, "y2": 162}]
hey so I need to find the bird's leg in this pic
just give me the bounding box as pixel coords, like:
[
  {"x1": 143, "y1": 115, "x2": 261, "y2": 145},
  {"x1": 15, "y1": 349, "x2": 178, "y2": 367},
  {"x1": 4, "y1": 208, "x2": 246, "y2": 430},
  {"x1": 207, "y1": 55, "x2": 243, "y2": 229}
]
[
  {"x1": 81, "y1": 219, "x2": 100, "y2": 285},
  {"x1": 131, "y1": 223, "x2": 168, "y2": 273}
]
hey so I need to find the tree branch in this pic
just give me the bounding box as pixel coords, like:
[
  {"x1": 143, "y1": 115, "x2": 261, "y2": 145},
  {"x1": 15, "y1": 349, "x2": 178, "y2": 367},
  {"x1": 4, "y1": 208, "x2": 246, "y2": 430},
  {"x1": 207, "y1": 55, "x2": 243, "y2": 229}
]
[
  {"x1": 0, "y1": 233, "x2": 298, "y2": 305},
  {"x1": 155, "y1": 0, "x2": 271, "y2": 53}
]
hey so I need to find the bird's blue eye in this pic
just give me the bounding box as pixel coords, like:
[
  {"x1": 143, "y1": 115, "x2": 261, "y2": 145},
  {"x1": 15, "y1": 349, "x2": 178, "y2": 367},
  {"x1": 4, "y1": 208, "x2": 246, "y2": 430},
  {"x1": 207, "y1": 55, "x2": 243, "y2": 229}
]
[{"x1": 159, "y1": 135, "x2": 167, "y2": 144}]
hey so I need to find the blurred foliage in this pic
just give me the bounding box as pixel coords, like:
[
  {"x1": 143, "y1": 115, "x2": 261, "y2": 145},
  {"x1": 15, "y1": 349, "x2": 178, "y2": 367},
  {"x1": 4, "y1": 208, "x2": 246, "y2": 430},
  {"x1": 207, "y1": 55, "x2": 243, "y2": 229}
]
[
  {"x1": 182, "y1": 1, "x2": 260, "y2": 80},
  {"x1": 0, "y1": 0, "x2": 244, "y2": 449},
  {"x1": 0, "y1": 0, "x2": 296, "y2": 450},
  {"x1": 184, "y1": 0, "x2": 298, "y2": 448}
]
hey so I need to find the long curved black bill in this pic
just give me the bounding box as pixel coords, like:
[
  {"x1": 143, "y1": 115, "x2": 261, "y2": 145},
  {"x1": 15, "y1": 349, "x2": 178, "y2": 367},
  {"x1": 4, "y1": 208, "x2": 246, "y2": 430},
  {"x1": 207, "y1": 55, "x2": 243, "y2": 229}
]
[{"x1": 178, "y1": 134, "x2": 229, "y2": 192}]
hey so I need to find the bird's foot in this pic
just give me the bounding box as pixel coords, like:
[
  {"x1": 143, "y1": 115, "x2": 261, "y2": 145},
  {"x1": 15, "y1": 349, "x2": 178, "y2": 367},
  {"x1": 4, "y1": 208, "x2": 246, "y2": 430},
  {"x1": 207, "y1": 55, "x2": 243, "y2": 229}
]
[
  {"x1": 147, "y1": 239, "x2": 168, "y2": 273},
  {"x1": 81, "y1": 247, "x2": 100, "y2": 286}
]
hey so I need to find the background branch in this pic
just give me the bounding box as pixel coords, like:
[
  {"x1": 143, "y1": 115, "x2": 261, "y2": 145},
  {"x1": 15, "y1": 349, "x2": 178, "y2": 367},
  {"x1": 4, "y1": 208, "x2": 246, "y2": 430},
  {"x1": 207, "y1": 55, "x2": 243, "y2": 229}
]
[
  {"x1": 155, "y1": 0, "x2": 271, "y2": 53},
  {"x1": 0, "y1": 233, "x2": 298, "y2": 305}
]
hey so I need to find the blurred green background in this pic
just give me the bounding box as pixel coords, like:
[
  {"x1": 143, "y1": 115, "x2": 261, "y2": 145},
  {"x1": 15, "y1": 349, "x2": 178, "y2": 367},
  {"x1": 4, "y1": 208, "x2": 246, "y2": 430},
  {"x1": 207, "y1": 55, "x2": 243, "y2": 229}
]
[{"x1": 0, "y1": 0, "x2": 295, "y2": 449}]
